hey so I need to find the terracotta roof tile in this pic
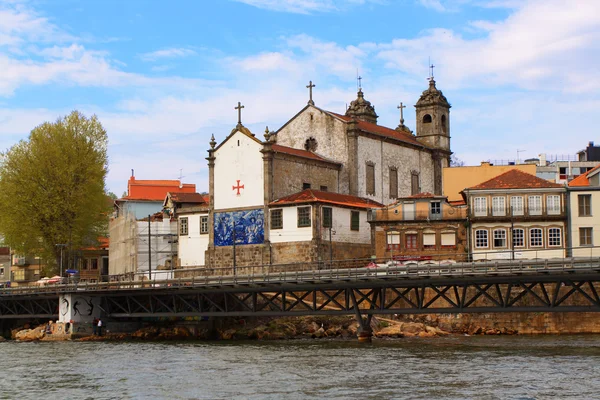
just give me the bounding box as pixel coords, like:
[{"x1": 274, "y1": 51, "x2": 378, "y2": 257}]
[
  {"x1": 326, "y1": 112, "x2": 424, "y2": 148},
  {"x1": 270, "y1": 189, "x2": 383, "y2": 209},
  {"x1": 271, "y1": 144, "x2": 340, "y2": 164},
  {"x1": 468, "y1": 169, "x2": 563, "y2": 190},
  {"x1": 407, "y1": 192, "x2": 437, "y2": 199},
  {"x1": 124, "y1": 176, "x2": 196, "y2": 201},
  {"x1": 168, "y1": 192, "x2": 206, "y2": 204},
  {"x1": 568, "y1": 163, "x2": 600, "y2": 187}
]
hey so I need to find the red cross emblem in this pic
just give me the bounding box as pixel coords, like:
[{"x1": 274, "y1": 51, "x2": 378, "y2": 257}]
[{"x1": 232, "y1": 179, "x2": 245, "y2": 195}]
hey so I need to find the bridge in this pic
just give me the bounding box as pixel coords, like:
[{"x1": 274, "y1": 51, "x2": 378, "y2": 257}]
[{"x1": 3, "y1": 258, "x2": 600, "y2": 323}]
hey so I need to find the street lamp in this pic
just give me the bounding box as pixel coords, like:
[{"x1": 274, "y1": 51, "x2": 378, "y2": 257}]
[{"x1": 56, "y1": 244, "x2": 67, "y2": 278}]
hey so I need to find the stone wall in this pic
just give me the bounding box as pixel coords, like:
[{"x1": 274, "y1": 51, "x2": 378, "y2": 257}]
[
  {"x1": 206, "y1": 244, "x2": 271, "y2": 272},
  {"x1": 271, "y1": 240, "x2": 371, "y2": 267},
  {"x1": 272, "y1": 156, "x2": 339, "y2": 199}
]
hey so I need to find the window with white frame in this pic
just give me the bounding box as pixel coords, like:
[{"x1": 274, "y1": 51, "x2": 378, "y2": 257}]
[
  {"x1": 387, "y1": 231, "x2": 400, "y2": 251},
  {"x1": 546, "y1": 195, "x2": 561, "y2": 215},
  {"x1": 530, "y1": 228, "x2": 543, "y2": 247},
  {"x1": 512, "y1": 228, "x2": 524, "y2": 248},
  {"x1": 493, "y1": 229, "x2": 507, "y2": 248},
  {"x1": 492, "y1": 197, "x2": 506, "y2": 216},
  {"x1": 475, "y1": 229, "x2": 488, "y2": 248},
  {"x1": 200, "y1": 216, "x2": 209, "y2": 234},
  {"x1": 441, "y1": 232, "x2": 456, "y2": 248},
  {"x1": 510, "y1": 196, "x2": 524, "y2": 216},
  {"x1": 474, "y1": 197, "x2": 487, "y2": 217},
  {"x1": 528, "y1": 196, "x2": 542, "y2": 216},
  {"x1": 179, "y1": 217, "x2": 188, "y2": 236},
  {"x1": 548, "y1": 227, "x2": 561, "y2": 247}
]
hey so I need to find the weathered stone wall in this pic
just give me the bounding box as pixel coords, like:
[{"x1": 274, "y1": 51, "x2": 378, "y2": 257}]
[
  {"x1": 272, "y1": 156, "x2": 339, "y2": 199},
  {"x1": 270, "y1": 241, "x2": 371, "y2": 266},
  {"x1": 206, "y1": 244, "x2": 271, "y2": 272}
]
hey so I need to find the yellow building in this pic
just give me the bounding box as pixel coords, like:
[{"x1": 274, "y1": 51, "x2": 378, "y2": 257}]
[{"x1": 444, "y1": 162, "x2": 536, "y2": 202}]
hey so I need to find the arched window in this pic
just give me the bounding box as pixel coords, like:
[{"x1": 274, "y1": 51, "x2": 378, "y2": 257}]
[
  {"x1": 422, "y1": 114, "x2": 432, "y2": 123},
  {"x1": 441, "y1": 115, "x2": 447, "y2": 133}
]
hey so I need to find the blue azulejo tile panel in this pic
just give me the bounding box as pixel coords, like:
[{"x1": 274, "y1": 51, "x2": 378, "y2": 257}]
[{"x1": 214, "y1": 209, "x2": 264, "y2": 246}]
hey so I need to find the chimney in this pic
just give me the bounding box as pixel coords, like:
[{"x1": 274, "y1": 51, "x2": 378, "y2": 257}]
[{"x1": 538, "y1": 153, "x2": 547, "y2": 166}]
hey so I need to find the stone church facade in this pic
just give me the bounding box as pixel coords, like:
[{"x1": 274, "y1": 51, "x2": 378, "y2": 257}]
[{"x1": 204, "y1": 78, "x2": 453, "y2": 269}]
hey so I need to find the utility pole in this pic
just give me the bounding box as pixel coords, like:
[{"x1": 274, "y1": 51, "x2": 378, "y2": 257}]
[
  {"x1": 55, "y1": 244, "x2": 67, "y2": 278},
  {"x1": 329, "y1": 227, "x2": 333, "y2": 266},
  {"x1": 148, "y1": 214, "x2": 152, "y2": 280}
]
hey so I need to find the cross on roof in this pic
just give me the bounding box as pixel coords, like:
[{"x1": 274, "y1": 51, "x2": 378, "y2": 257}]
[
  {"x1": 429, "y1": 63, "x2": 435, "y2": 80},
  {"x1": 397, "y1": 102, "x2": 406, "y2": 125},
  {"x1": 357, "y1": 75, "x2": 362, "y2": 90},
  {"x1": 306, "y1": 81, "x2": 315, "y2": 105},
  {"x1": 235, "y1": 101, "x2": 244, "y2": 125}
]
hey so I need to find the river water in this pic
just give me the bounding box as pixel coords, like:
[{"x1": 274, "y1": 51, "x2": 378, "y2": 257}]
[{"x1": 1, "y1": 335, "x2": 599, "y2": 399}]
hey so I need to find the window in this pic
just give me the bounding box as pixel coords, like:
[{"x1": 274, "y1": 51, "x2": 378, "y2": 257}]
[
  {"x1": 475, "y1": 229, "x2": 488, "y2": 248},
  {"x1": 405, "y1": 233, "x2": 417, "y2": 250},
  {"x1": 512, "y1": 228, "x2": 524, "y2": 248},
  {"x1": 423, "y1": 114, "x2": 432, "y2": 123},
  {"x1": 441, "y1": 232, "x2": 456, "y2": 248},
  {"x1": 492, "y1": 197, "x2": 506, "y2": 216},
  {"x1": 320, "y1": 186, "x2": 328, "y2": 192},
  {"x1": 90, "y1": 259, "x2": 98, "y2": 270},
  {"x1": 271, "y1": 209, "x2": 283, "y2": 229},
  {"x1": 389, "y1": 167, "x2": 398, "y2": 199},
  {"x1": 179, "y1": 217, "x2": 188, "y2": 236},
  {"x1": 351, "y1": 211, "x2": 360, "y2": 231},
  {"x1": 366, "y1": 163, "x2": 375, "y2": 195},
  {"x1": 493, "y1": 229, "x2": 506, "y2": 248},
  {"x1": 322, "y1": 207, "x2": 332, "y2": 228},
  {"x1": 474, "y1": 197, "x2": 487, "y2": 217},
  {"x1": 579, "y1": 194, "x2": 592, "y2": 216},
  {"x1": 411, "y1": 172, "x2": 420, "y2": 195},
  {"x1": 528, "y1": 196, "x2": 542, "y2": 216},
  {"x1": 580, "y1": 227, "x2": 593, "y2": 246},
  {"x1": 510, "y1": 196, "x2": 524, "y2": 216},
  {"x1": 530, "y1": 228, "x2": 543, "y2": 247},
  {"x1": 546, "y1": 195, "x2": 561, "y2": 215},
  {"x1": 297, "y1": 207, "x2": 311, "y2": 227},
  {"x1": 430, "y1": 201, "x2": 441, "y2": 216},
  {"x1": 441, "y1": 115, "x2": 447, "y2": 133},
  {"x1": 423, "y1": 232, "x2": 436, "y2": 249},
  {"x1": 548, "y1": 228, "x2": 561, "y2": 247},
  {"x1": 302, "y1": 182, "x2": 311, "y2": 190},
  {"x1": 387, "y1": 231, "x2": 400, "y2": 251},
  {"x1": 200, "y1": 216, "x2": 209, "y2": 234}
]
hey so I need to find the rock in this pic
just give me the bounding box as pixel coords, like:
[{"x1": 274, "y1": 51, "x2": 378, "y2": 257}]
[
  {"x1": 375, "y1": 325, "x2": 404, "y2": 338},
  {"x1": 485, "y1": 329, "x2": 497, "y2": 335},
  {"x1": 0, "y1": 336, "x2": 6, "y2": 342},
  {"x1": 434, "y1": 327, "x2": 450, "y2": 336},
  {"x1": 425, "y1": 326, "x2": 438, "y2": 335},
  {"x1": 325, "y1": 327, "x2": 341, "y2": 337},
  {"x1": 418, "y1": 331, "x2": 435, "y2": 338},
  {"x1": 15, "y1": 327, "x2": 45, "y2": 341},
  {"x1": 313, "y1": 327, "x2": 325, "y2": 338},
  {"x1": 469, "y1": 326, "x2": 483, "y2": 335},
  {"x1": 402, "y1": 322, "x2": 425, "y2": 335}
]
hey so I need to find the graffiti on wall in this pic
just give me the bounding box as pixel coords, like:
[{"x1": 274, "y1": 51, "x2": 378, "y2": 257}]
[{"x1": 214, "y1": 209, "x2": 264, "y2": 246}]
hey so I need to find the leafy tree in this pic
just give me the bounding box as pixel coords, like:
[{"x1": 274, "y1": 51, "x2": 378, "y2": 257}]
[
  {"x1": 0, "y1": 111, "x2": 109, "y2": 274},
  {"x1": 450, "y1": 154, "x2": 465, "y2": 167},
  {"x1": 107, "y1": 192, "x2": 118, "y2": 200}
]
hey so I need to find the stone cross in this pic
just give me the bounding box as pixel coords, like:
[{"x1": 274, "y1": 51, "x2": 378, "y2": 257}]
[
  {"x1": 397, "y1": 102, "x2": 406, "y2": 125},
  {"x1": 306, "y1": 81, "x2": 315, "y2": 105},
  {"x1": 357, "y1": 75, "x2": 362, "y2": 90},
  {"x1": 235, "y1": 102, "x2": 244, "y2": 125},
  {"x1": 429, "y1": 63, "x2": 435, "y2": 80}
]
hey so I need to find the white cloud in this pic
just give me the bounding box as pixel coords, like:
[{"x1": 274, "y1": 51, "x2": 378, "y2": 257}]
[{"x1": 139, "y1": 47, "x2": 196, "y2": 62}]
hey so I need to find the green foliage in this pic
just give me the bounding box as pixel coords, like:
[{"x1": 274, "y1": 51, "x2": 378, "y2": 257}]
[{"x1": 0, "y1": 111, "x2": 110, "y2": 272}]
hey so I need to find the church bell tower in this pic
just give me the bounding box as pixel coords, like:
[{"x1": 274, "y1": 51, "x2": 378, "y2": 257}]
[{"x1": 415, "y1": 77, "x2": 451, "y2": 158}]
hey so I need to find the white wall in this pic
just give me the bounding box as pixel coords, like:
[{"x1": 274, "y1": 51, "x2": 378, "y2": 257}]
[
  {"x1": 214, "y1": 130, "x2": 264, "y2": 210},
  {"x1": 320, "y1": 207, "x2": 370, "y2": 244},
  {"x1": 570, "y1": 190, "x2": 600, "y2": 257},
  {"x1": 269, "y1": 206, "x2": 313, "y2": 243},
  {"x1": 178, "y1": 213, "x2": 210, "y2": 266}
]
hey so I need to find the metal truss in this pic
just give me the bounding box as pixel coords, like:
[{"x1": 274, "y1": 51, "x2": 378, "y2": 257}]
[
  {"x1": 101, "y1": 273, "x2": 600, "y2": 318},
  {"x1": 0, "y1": 295, "x2": 58, "y2": 318}
]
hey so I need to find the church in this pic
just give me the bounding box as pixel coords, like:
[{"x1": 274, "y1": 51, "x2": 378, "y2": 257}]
[{"x1": 199, "y1": 77, "x2": 453, "y2": 269}]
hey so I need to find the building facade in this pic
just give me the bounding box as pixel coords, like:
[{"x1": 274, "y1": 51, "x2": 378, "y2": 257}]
[
  {"x1": 567, "y1": 164, "x2": 600, "y2": 257},
  {"x1": 462, "y1": 170, "x2": 567, "y2": 260}
]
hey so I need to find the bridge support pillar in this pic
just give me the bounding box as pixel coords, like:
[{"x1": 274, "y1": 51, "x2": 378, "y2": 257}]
[
  {"x1": 357, "y1": 324, "x2": 373, "y2": 343},
  {"x1": 351, "y1": 289, "x2": 379, "y2": 343}
]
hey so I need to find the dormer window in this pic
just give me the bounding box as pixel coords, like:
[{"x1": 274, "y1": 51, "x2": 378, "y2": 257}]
[{"x1": 423, "y1": 114, "x2": 432, "y2": 123}]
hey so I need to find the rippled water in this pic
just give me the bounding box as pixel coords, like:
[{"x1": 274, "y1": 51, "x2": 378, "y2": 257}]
[{"x1": 1, "y1": 335, "x2": 600, "y2": 399}]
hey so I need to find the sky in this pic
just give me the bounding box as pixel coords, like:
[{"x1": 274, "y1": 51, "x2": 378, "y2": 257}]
[{"x1": 1, "y1": 0, "x2": 599, "y2": 195}]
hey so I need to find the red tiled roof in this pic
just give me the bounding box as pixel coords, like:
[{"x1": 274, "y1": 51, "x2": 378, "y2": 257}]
[
  {"x1": 81, "y1": 237, "x2": 109, "y2": 251},
  {"x1": 569, "y1": 164, "x2": 600, "y2": 187},
  {"x1": 407, "y1": 192, "x2": 437, "y2": 199},
  {"x1": 202, "y1": 194, "x2": 210, "y2": 203},
  {"x1": 468, "y1": 169, "x2": 564, "y2": 190},
  {"x1": 169, "y1": 192, "x2": 206, "y2": 204},
  {"x1": 124, "y1": 175, "x2": 196, "y2": 201},
  {"x1": 326, "y1": 112, "x2": 424, "y2": 148},
  {"x1": 270, "y1": 189, "x2": 383, "y2": 209},
  {"x1": 271, "y1": 144, "x2": 340, "y2": 164}
]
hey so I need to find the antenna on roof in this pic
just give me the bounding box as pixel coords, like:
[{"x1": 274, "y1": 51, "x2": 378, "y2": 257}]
[{"x1": 178, "y1": 169, "x2": 185, "y2": 189}]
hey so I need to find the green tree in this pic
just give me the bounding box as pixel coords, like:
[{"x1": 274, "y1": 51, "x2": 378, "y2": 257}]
[{"x1": 0, "y1": 111, "x2": 110, "y2": 274}]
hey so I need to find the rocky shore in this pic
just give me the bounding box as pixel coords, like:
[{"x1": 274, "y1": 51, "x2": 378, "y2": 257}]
[{"x1": 7, "y1": 315, "x2": 519, "y2": 342}]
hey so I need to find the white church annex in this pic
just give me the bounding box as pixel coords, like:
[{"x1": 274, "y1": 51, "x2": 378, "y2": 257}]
[{"x1": 203, "y1": 78, "x2": 453, "y2": 269}]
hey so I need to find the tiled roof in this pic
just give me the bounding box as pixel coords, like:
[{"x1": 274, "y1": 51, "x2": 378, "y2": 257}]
[
  {"x1": 468, "y1": 169, "x2": 563, "y2": 190},
  {"x1": 569, "y1": 164, "x2": 600, "y2": 187},
  {"x1": 271, "y1": 144, "x2": 341, "y2": 164},
  {"x1": 407, "y1": 192, "x2": 437, "y2": 199},
  {"x1": 124, "y1": 176, "x2": 196, "y2": 201},
  {"x1": 326, "y1": 111, "x2": 424, "y2": 148},
  {"x1": 168, "y1": 192, "x2": 206, "y2": 204},
  {"x1": 270, "y1": 189, "x2": 383, "y2": 209}
]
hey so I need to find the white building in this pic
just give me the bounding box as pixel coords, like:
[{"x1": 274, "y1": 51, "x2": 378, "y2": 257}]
[{"x1": 568, "y1": 164, "x2": 600, "y2": 257}]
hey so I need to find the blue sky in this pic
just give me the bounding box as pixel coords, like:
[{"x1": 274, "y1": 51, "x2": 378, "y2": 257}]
[{"x1": 1, "y1": 0, "x2": 598, "y2": 195}]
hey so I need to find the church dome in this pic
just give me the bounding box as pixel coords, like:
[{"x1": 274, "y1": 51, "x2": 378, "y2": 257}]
[
  {"x1": 345, "y1": 89, "x2": 378, "y2": 124},
  {"x1": 416, "y1": 78, "x2": 450, "y2": 108}
]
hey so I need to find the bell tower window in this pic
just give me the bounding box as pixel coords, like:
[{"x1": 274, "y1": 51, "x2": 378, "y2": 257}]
[
  {"x1": 441, "y1": 115, "x2": 447, "y2": 133},
  {"x1": 423, "y1": 114, "x2": 432, "y2": 123}
]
